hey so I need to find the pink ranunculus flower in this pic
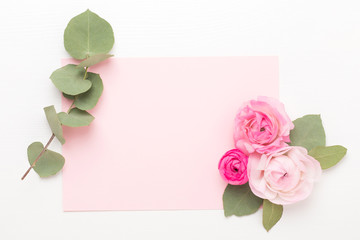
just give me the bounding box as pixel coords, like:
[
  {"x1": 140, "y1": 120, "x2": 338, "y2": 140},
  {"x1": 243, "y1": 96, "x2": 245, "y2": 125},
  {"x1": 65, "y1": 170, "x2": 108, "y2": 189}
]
[
  {"x1": 247, "y1": 146, "x2": 322, "y2": 205},
  {"x1": 234, "y1": 96, "x2": 294, "y2": 155},
  {"x1": 218, "y1": 149, "x2": 249, "y2": 185}
]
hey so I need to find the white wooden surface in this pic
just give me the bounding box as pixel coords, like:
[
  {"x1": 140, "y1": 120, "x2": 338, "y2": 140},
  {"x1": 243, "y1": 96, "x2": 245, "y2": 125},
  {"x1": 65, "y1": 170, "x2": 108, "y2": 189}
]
[{"x1": 0, "y1": 0, "x2": 359, "y2": 239}]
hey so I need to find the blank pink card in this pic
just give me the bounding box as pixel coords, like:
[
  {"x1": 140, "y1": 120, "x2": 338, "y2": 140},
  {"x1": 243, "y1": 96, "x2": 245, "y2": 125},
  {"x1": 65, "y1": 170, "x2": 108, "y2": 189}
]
[{"x1": 62, "y1": 56, "x2": 279, "y2": 211}]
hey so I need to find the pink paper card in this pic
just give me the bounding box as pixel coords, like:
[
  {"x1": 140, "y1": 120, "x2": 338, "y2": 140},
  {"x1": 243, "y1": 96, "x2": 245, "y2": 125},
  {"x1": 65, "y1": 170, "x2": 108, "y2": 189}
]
[{"x1": 62, "y1": 56, "x2": 279, "y2": 211}]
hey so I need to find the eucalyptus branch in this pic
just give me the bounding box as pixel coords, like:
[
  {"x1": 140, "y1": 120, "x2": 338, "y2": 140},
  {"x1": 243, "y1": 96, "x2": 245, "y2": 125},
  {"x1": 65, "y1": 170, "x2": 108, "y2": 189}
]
[
  {"x1": 22, "y1": 10, "x2": 114, "y2": 180},
  {"x1": 21, "y1": 67, "x2": 89, "y2": 180}
]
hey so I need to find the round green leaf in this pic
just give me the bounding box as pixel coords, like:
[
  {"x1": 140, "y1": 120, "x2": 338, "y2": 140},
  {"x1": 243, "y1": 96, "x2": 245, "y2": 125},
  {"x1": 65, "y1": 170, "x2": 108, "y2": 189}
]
[
  {"x1": 27, "y1": 142, "x2": 65, "y2": 178},
  {"x1": 50, "y1": 64, "x2": 92, "y2": 95},
  {"x1": 262, "y1": 199, "x2": 283, "y2": 232},
  {"x1": 44, "y1": 105, "x2": 65, "y2": 144},
  {"x1": 77, "y1": 53, "x2": 113, "y2": 68},
  {"x1": 74, "y1": 72, "x2": 103, "y2": 110},
  {"x1": 309, "y1": 145, "x2": 347, "y2": 169},
  {"x1": 64, "y1": 9, "x2": 115, "y2": 60},
  {"x1": 223, "y1": 183, "x2": 263, "y2": 217},
  {"x1": 290, "y1": 114, "x2": 326, "y2": 151},
  {"x1": 58, "y1": 108, "x2": 95, "y2": 127}
]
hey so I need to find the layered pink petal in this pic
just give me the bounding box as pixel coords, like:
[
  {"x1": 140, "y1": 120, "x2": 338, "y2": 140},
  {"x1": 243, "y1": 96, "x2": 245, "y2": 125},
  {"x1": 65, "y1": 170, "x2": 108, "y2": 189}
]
[
  {"x1": 234, "y1": 96, "x2": 294, "y2": 155},
  {"x1": 247, "y1": 146, "x2": 322, "y2": 205},
  {"x1": 218, "y1": 149, "x2": 249, "y2": 185}
]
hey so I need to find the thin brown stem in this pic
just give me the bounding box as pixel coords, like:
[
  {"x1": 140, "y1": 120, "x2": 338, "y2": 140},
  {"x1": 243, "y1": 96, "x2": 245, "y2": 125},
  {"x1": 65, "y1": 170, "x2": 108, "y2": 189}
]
[
  {"x1": 67, "y1": 100, "x2": 75, "y2": 113},
  {"x1": 21, "y1": 67, "x2": 89, "y2": 180}
]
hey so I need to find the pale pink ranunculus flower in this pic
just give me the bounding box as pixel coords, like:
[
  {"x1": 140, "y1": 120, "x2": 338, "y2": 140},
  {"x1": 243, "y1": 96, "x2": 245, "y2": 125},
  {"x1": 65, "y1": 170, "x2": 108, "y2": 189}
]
[
  {"x1": 234, "y1": 96, "x2": 294, "y2": 155},
  {"x1": 247, "y1": 146, "x2": 322, "y2": 205},
  {"x1": 218, "y1": 149, "x2": 249, "y2": 185}
]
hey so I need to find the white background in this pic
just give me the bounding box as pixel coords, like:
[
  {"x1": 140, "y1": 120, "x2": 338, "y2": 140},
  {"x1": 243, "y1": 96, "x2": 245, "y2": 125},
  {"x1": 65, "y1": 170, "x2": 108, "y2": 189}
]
[{"x1": 1, "y1": 0, "x2": 359, "y2": 239}]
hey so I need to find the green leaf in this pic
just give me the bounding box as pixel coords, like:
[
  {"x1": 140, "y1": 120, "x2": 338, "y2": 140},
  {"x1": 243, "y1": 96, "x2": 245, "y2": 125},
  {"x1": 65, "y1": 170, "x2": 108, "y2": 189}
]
[
  {"x1": 223, "y1": 183, "x2": 263, "y2": 217},
  {"x1": 289, "y1": 114, "x2": 326, "y2": 151},
  {"x1": 50, "y1": 64, "x2": 92, "y2": 95},
  {"x1": 77, "y1": 53, "x2": 113, "y2": 68},
  {"x1": 27, "y1": 142, "x2": 65, "y2": 178},
  {"x1": 63, "y1": 93, "x2": 75, "y2": 100},
  {"x1": 309, "y1": 145, "x2": 347, "y2": 169},
  {"x1": 58, "y1": 108, "x2": 94, "y2": 127},
  {"x1": 74, "y1": 72, "x2": 103, "y2": 110},
  {"x1": 262, "y1": 199, "x2": 283, "y2": 232},
  {"x1": 44, "y1": 105, "x2": 65, "y2": 144},
  {"x1": 64, "y1": 9, "x2": 115, "y2": 60}
]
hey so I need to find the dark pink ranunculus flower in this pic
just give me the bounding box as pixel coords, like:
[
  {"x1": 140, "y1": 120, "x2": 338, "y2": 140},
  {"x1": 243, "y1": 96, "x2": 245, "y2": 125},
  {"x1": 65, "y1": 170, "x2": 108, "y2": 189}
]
[
  {"x1": 234, "y1": 96, "x2": 294, "y2": 155},
  {"x1": 218, "y1": 149, "x2": 249, "y2": 185}
]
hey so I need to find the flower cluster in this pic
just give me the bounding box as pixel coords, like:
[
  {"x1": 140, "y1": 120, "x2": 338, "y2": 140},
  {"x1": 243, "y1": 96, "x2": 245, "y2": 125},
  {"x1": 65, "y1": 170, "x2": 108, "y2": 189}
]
[
  {"x1": 219, "y1": 96, "x2": 347, "y2": 231},
  {"x1": 218, "y1": 96, "x2": 322, "y2": 205}
]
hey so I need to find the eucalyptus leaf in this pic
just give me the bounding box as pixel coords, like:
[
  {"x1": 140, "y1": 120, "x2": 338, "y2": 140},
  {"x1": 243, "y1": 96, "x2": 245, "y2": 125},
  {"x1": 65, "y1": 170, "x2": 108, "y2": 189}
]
[
  {"x1": 64, "y1": 9, "x2": 115, "y2": 60},
  {"x1": 74, "y1": 72, "x2": 103, "y2": 110},
  {"x1": 50, "y1": 64, "x2": 92, "y2": 95},
  {"x1": 289, "y1": 114, "x2": 326, "y2": 151},
  {"x1": 58, "y1": 108, "x2": 94, "y2": 127},
  {"x1": 27, "y1": 142, "x2": 65, "y2": 178},
  {"x1": 63, "y1": 93, "x2": 75, "y2": 100},
  {"x1": 223, "y1": 183, "x2": 263, "y2": 217},
  {"x1": 44, "y1": 105, "x2": 65, "y2": 144},
  {"x1": 309, "y1": 145, "x2": 347, "y2": 169},
  {"x1": 262, "y1": 199, "x2": 283, "y2": 232},
  {"x1": 77, "y1": 53, "x2": 113, "y2": 68}
]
